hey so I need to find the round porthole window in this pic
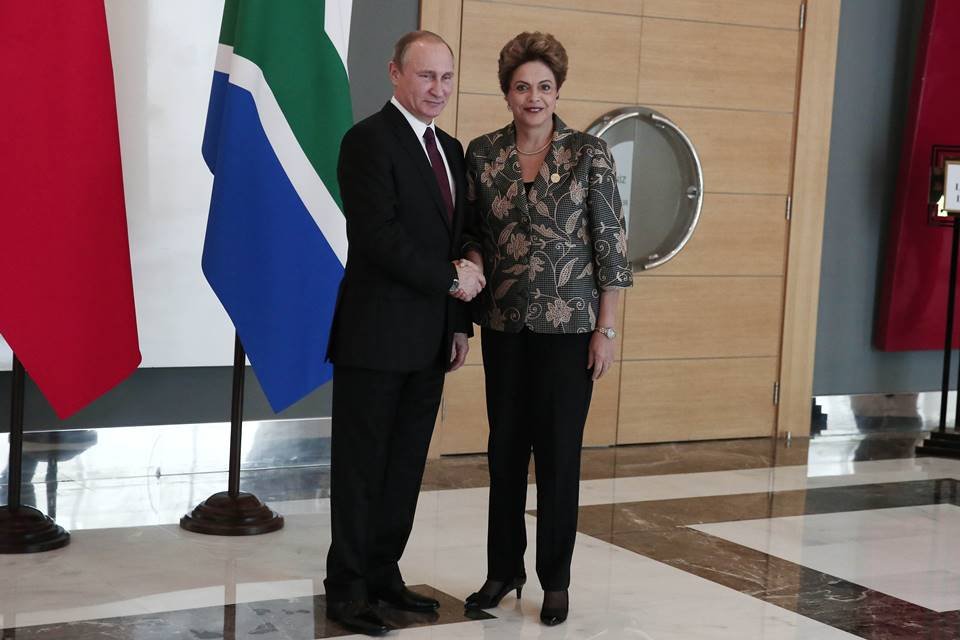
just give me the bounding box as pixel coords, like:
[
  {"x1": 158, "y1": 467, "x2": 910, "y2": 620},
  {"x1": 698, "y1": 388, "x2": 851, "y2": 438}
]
[{"x1": 586, "y1": 107, "x2": 703, "y2": 271}]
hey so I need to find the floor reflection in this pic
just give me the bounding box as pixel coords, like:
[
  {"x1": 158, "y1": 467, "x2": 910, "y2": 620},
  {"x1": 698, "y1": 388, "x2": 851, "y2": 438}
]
[
  {"x1": 814, "y1": 392, "x2": 947, "y2": 437},
  {"x1": 0, "y1": 408, "x2": 945, "y2": 529},
  {"x1": 0, "y1": 430, "x2": 97, "y2": 519},
  {"x1": 0, "y1": 418, "x2": 330, "y2": 484}
]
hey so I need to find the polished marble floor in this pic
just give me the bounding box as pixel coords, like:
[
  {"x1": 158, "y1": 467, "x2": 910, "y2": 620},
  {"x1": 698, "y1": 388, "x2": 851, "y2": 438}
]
[{"x1": 1, "y1": 419, "x2": 958, "y2": 638}]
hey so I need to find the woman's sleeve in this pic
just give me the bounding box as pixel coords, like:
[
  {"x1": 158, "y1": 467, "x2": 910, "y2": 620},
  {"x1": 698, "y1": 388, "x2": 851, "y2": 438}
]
[
  {"x1": 587, "y1": 138, "x2": 633, "y2": 290},
  {"x1": 460, "y1": 140, "x2": 483, "y2": 256}
]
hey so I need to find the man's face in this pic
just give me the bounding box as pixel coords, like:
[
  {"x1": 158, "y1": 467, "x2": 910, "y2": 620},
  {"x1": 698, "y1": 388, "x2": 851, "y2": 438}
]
[{"x1": 389, "y1": 39, "x2": 454, "y2": 125}]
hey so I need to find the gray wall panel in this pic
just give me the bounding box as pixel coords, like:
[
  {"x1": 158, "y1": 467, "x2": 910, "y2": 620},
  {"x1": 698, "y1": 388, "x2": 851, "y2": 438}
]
[
  {"x1": 348, "y1": 0, "x2": 419, "y2": 121},
  {"x1": 813, "y1": 0, "x2": 932, "y2": 395}
]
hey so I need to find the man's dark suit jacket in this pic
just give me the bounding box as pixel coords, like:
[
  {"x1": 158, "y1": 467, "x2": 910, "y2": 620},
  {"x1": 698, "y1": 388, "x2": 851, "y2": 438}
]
[{"x1": 327, "y1": 102, "x2": 471, "y2": 372}]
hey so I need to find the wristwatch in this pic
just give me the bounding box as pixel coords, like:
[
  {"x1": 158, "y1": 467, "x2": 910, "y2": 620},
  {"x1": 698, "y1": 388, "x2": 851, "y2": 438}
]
[
  {"x1": 449, "y1": 276, "x2": 460, "y2": 294},
  {"x1": 594, "y1": 326, "x2": 616, "y2": 339}
]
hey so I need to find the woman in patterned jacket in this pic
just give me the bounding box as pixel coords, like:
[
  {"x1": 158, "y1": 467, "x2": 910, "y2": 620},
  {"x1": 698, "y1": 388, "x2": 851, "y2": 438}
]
[{"x1": 459, "y1": 32, "x2": 633, "y2": 626}]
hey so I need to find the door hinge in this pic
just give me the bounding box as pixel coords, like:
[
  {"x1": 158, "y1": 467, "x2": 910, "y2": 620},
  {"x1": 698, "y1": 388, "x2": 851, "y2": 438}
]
[
  {"x1": 785, "y1": 196, "x2": 793, "y2": 221},
  {"x1": 799, "y1": 1, "x2": 806, "y2": 30},
  {"x1": 773, "y1": 381, "x2": 781, "y2": 406}
]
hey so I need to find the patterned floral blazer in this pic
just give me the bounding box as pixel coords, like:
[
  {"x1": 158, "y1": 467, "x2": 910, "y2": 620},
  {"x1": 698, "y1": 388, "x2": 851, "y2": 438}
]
[{"x1": 462, "y1": 116, "x2": 633, "y2": 334}]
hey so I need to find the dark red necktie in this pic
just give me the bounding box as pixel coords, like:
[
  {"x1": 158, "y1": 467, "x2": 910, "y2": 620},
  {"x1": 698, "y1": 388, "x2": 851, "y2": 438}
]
[{"x1": 423, "y1": 128, "x2": 454, "y2": 221}]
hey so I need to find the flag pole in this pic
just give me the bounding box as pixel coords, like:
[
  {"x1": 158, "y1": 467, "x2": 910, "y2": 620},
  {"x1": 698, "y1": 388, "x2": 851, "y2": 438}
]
[
  {"x1": 227, "y1": 333, "x2": 244, "y2": 498},
  {"x1": 0, "y1": 354, "x2": 70, "y2": 553},
  {"x1": 180, "y1": 333, "x2": 283, "y2": 536}
]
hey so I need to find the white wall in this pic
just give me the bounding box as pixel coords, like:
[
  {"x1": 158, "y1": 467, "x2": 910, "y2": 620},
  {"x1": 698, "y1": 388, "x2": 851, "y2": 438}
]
[{"x1": 1, "y1": 1, "x2": 237, "y2": 370}]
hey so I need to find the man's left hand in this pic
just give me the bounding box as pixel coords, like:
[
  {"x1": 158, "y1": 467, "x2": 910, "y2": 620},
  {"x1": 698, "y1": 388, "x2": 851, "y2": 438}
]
[{"x1": 450, "y1": 332, "x2": 469, "y2": 371}]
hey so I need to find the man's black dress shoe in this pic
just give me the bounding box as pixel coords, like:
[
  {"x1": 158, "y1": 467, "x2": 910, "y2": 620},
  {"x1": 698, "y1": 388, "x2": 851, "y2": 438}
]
[
  {"x1": 371, "y1": 585, "x2": 440, "y2": 612},
  {"x1": 464, "y1": 577, "x2": 525, "y2": 610},
  {"x1": 325, "y1": 600, "x2": 390, "y2": 636}
]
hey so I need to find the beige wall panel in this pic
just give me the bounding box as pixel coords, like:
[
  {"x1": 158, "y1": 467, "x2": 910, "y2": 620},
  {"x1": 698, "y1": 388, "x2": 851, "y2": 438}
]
[
  {"x1": 664, "y1": 106, "x2": 795, "y2": 195},
  {"x1": 613, "y1": 288, "x2": 628, "y2": 360},
  {"x1": 617, "y1": 357, "x2": 778, "y2": 443},
  {"x1": 648, "y1": 194, "x2": 788, "y2": 277},
  {"x1": 442, "y1": 0, "x2": 839, "y2": 448},
  {"x1": 427, "y1": 406, "x2": 444, "y2": 458},
  {"x1": 459, "y1": 2, "x2": 642, "y2": 102},
  {"x1": 465, "y1": 331, "x2": 484, "y2": 365},
  {"x1": 643, "y1": 0, "x2": 801, "y2": 30},
  {"x1": 584, "y1": 362, "x2": 620, "y2": 446},
  {"x1": 546, "y1": 99, "x2": 636, "y2": 133},
  {"x1": 622, "y1": 277, "x2": 783, "y2": 360},
  {"x1": 636, "y1": 18, "x2": 799, "y2": 112},
  {"x1": 440, "y1": 364, "x2": 489, "y2": 454},
  {"x1": 457, "y1": 94, "x2": 511, "y2": 149},
  {"x1": 778, "y1": 0, "x2": 841, "y2": 438},
  {"x1": 476, "y1": 0, "x2": 642, "y2": 14}
]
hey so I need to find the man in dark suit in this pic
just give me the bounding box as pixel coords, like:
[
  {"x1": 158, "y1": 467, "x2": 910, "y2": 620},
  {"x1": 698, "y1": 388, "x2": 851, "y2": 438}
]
[{"x1": 323, "y1": 31, "x2": 485, "y2": 636}]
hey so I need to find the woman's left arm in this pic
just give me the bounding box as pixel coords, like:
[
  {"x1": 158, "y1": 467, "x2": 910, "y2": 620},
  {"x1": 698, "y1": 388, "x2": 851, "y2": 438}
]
[
  {"x1": 588, "y1": 289, "x2": 621, "y2": 381},
  {"x1": 586, "y1": 138, "x2": 633, "y2": 381},
  {"x1": 587, "y1": 138, "x2": 633, "y2": 289}
]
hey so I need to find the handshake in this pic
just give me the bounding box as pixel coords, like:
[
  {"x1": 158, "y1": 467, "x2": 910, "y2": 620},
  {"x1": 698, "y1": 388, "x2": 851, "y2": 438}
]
[{"x1": 451, "y1": 254, "x2": 486, "y2": 302}]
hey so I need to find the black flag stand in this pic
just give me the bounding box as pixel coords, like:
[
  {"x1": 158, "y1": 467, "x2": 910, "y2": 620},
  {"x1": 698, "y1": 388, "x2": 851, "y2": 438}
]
[
  {"x1": 180, "y1": 333, "x2": 284, "y2": 535},
  {"x1": 919, "y1": 218, "x2": 960, "y2": 458},
  {"x1": 0, "y1": 355, "x2": 71, "y2": 553}
]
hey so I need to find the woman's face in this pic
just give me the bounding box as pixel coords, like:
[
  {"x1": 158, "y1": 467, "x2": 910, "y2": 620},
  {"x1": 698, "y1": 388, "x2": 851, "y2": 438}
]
[{"x1": 505, "y1": 60, "x2": 558, "y2": 130}]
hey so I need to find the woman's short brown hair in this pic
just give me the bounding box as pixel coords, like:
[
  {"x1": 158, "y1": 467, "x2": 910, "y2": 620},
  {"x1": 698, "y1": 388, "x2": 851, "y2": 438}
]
[{"x1": 497, "y1": 32, "x2": 568, "y2": 95}]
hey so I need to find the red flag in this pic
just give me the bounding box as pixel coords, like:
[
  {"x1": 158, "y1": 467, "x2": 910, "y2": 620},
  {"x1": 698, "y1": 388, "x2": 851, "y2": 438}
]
[{"x1": 0, "y1": 3, "x2": 141, "y2": 418}]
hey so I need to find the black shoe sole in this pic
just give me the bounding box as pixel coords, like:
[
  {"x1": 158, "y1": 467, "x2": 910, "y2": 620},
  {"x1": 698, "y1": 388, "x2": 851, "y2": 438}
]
[
  {"x1": 325, "y1": 610, "x2": 390, "y2": 636},
  {"x1": 540, "y1": 613, "x2": 568, "y2": 626}
]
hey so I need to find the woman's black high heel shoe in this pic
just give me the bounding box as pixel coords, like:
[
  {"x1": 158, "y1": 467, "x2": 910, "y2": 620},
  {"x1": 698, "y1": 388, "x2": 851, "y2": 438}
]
[
  {"x1": 463, "y1": 577, "x2": 526, "y2": 609},
  {"x1": 540, "y1": 589, "x2": 569, "y2": 626}
]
